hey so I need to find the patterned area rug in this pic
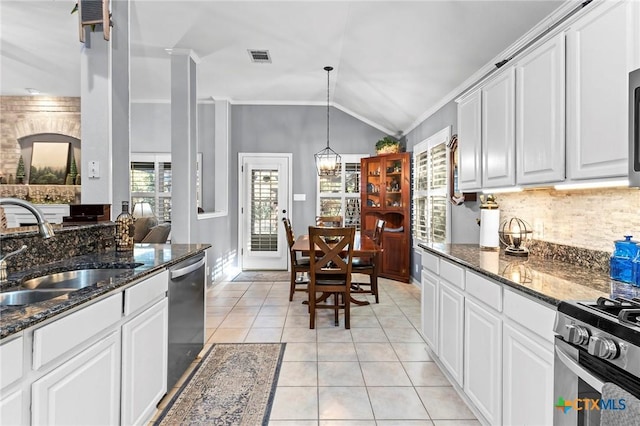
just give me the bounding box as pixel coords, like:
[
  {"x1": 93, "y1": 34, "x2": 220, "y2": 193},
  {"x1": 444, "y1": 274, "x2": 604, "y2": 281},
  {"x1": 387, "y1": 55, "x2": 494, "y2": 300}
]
[
  {"x1": 155, "y1": 343, "x2": 286, "y2": 426},
  {"x1": 232, "y1": 271, "x2": 290, "y2": 282}
]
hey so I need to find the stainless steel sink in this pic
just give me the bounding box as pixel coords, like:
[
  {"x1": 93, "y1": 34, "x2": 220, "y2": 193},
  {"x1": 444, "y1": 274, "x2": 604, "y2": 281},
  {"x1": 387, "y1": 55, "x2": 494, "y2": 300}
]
[
  {"x1": 22, "y1": 268, "x2": 135, "y2": 290},
  {"x1": 0, "y1": 289, "x2": 71, "y2": 307}
]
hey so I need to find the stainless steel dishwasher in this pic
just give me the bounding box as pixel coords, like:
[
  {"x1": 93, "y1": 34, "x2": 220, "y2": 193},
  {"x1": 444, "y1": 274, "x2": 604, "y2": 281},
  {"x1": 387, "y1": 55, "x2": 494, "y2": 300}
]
[{"x1": 167, "y1": 253, "x2": 206, "y2": 389}]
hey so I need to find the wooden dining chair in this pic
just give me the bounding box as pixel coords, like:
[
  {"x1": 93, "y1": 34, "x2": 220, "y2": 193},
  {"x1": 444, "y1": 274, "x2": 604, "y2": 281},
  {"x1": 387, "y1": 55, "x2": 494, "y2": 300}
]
[
  {"x1": 308, "y1": 226, "x2": 355, "y2": 329},
  {"x1": 315, "y1": 215, "x2": 343, "y2": 227},
  {"x1": 282, "y1": 217, "x2": 310, "y2": 301},
  {"x1": 351, "y1": 219, "x2": 385, "y2": 303}
]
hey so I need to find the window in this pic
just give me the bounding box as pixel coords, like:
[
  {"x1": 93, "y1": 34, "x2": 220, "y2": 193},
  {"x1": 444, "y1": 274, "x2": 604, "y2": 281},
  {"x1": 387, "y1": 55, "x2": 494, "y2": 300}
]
[
  {"x1": 413, "y1": 127, "x2": 451, "y2": 244},
  {"x1": 130, "y1": 153, "x2": 172, "y2": 222},
  {"x1": 317, "y1": 154, "x2": 368, "y2": 229}
]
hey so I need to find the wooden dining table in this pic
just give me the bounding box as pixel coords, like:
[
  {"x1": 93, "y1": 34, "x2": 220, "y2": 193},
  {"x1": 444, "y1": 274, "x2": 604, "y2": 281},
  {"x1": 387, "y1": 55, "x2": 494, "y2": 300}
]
[
  {"x1": 291, "y1": 231, "x2": 380, "y2": 257},
  {"x1": 292, "y1": 231, "x2": 381, "y2": 306}
]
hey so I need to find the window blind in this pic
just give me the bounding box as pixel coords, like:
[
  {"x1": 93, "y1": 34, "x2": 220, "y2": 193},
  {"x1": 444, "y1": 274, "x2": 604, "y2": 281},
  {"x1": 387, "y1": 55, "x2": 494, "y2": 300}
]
[
  {"x1": 250, "y1": 169, "x2": 279, "y2": 252},
  {"x1": 412, "y1": 139, "x2": 448, "y2": 244},
  {"x1": 317, "y1": 154, "x2": 366, "y2": 230},
  {"x1": 130, "y1": 159, "x2": 172, "y2": 222}
]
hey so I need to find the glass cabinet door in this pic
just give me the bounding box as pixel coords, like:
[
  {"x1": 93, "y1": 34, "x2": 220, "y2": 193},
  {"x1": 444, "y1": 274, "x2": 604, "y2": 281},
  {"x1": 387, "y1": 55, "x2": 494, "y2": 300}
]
[
  {"x1": 384, "y1": 158, "x2": 403, "y2": 209},
  {"x1": 363, "y1": 157, "x2": 382, "y2": 209}
]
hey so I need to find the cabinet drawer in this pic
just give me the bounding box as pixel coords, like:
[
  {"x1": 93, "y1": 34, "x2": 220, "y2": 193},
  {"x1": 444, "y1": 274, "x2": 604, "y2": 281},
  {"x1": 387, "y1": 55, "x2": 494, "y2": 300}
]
[
  {"x1": 440, "y1": 259, "x2": 465, "y2": 289},
  {"x1": 421, "y1": 250, "x2": 439, "y2": 274},
  {"x1": 124, "y1": 270, "x2": 168, "y2": 316},
  {"x1": 466, "y1": 271, "x2": 502, "y2": 312},
  {"x1": 33, "y1": 293, "x2": 122, "y2": 369},
  {"x1": 0, "y1": 335, "x2": 23, "y2": 389},
  {"x1": 503, "y1": 289, "x2": 556, "y2": 343}
]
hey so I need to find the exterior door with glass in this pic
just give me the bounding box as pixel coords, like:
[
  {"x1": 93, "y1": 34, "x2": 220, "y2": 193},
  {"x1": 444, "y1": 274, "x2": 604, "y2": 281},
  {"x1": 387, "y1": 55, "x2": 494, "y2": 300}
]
[{"x1": 239, "y1": 154, "x2": 291, "y2": 270}]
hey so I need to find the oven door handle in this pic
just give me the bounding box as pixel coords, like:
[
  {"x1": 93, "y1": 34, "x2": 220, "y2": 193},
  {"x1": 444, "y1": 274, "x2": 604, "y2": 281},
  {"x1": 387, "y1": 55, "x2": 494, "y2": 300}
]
[{"x1": 555, "y1": 344, "x2": 604, "y2": 393}]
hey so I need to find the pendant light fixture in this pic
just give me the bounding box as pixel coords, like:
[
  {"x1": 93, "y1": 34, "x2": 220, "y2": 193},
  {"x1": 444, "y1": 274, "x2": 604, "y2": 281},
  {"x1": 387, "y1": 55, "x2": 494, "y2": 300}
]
[{"x1": 315, "y1": 66, "x2": 341, "y2": 176}]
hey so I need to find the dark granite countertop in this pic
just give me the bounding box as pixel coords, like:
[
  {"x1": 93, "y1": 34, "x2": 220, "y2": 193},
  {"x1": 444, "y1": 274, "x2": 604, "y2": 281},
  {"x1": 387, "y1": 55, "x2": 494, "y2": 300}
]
[
  {"x1": 0, "y1": 243, "x2": 211, "y2": 339},
  {"x1": 418, "y1": 243, "x2": 640, "y2": 307}
]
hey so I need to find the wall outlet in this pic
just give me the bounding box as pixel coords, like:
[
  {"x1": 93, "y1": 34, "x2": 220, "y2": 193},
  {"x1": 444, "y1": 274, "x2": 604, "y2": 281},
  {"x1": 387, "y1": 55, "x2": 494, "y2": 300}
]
[{"x1": 88, "y1": 160, "x2": 100, "y2": 178}]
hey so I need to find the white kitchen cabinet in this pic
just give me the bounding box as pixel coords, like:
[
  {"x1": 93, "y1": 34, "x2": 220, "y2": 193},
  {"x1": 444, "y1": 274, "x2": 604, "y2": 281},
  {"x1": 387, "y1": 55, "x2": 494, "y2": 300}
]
[
  {"x1": 0, "y1": 334, "x2": 25, "y2": 425},
  {"x1": 502, "y1": 322, "x2": 554, "y2": 426},
  {"x1": 0, "y1": 388, "x2": 23, "y2": 425},
  {"x1": 515, "y1": 33, "x2": 566, "y2": 185},
  {"x1": 566, "y1": 0, "x2": 640, "y2": 181},
  {"x1": 457, "y1": 89, "x2": 483, "y2": 191},
  {"x1": 33, "y1": 292, "x2": 122, "y2": 369},
  {"x1": 0, "y1": 334, "x2": 23, "y2": 390},
  {"x1": 482, "y1": 66, "x2": 516, "y2": 188},
  {"x1": 421, "y1": 269, "x2": 439, "y2": 354},
  {"x1": 438, "y1": 279, "x2": 464, "y2": 386},
  {"x1": 32, "y1": 330, "x2": 121, "y2": 426},
  {"x1": 121, "y1": 297, "x2": 169, "y2": 426},
  {"x1": 464, "y1": 297, "x2": 502, "y2": 425}
]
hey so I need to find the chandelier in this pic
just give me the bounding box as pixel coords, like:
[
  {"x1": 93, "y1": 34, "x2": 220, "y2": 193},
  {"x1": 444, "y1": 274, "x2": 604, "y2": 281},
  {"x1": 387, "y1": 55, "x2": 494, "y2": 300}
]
[{"x1": 315, "y1": 66, "x2": 341, "y2": 176}]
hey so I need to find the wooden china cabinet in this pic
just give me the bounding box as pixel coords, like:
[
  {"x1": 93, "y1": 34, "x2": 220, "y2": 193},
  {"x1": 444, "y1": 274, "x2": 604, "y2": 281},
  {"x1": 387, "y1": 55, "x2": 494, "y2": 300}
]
[{"x1": 360, "y1": 152, "x2": 411, "y2": 282}]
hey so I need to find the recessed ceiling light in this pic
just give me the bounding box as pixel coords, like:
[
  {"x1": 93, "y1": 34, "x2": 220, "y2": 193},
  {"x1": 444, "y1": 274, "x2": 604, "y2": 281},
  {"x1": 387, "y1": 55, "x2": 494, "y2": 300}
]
[
  {"x1": 26, "y1": 88, "x2": 40, "y2": 95},
  {"x1": 248, "y1": 49, "x2": 271, "y2": 63}
]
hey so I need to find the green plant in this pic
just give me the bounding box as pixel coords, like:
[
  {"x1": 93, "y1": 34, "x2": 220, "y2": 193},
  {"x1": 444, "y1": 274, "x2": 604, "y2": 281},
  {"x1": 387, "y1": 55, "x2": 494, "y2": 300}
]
[
  {"x1": 16, "y1": 155, "x2": 25, "y2": 183},
  {"x1": 375, "y1": 136, "x2": 398, "y2": 151}
]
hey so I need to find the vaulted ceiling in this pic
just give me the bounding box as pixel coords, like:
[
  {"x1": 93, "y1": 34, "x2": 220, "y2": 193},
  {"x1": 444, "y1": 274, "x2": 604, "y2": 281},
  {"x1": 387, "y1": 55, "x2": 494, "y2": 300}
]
[{"x1": 1, "y1": 0, "x2": 564, "y2": 134}]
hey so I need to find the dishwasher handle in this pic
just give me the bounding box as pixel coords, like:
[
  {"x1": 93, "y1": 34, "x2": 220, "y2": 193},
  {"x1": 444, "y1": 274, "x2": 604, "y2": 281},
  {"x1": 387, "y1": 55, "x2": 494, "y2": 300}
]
[{"x1": 171, "y1": 256, "x2": 205, "y2": 280}]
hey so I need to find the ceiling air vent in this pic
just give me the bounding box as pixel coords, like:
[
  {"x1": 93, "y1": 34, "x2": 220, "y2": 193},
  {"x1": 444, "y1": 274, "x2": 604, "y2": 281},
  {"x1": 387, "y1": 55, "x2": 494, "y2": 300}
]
[{"x1": 248, "y1": 49, "x2": 271, "y2": 63}]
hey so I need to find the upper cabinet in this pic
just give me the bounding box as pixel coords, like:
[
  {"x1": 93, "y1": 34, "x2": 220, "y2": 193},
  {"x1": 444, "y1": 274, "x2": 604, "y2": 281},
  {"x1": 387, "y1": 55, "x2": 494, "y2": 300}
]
[
  {"x1": 457, "y1": 0, "x2": 640, "y2": 190},
  {"x1": 481, "y1": 67, "x2": 516, "y2": 188},
  {"x1": 566, "y1": 0, "x2": 640, "y2": 181},
  {"x1": 457, "y1": 90, "x2": 483, "y2": 191},
  {"x1": 515, "y1": 33, "x2": 566, "y2": 185}
]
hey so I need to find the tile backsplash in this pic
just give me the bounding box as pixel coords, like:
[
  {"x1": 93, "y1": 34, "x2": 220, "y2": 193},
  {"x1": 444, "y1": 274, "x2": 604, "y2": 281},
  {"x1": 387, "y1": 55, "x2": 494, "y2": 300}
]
[{"x1": 498, "y1": 187, "x2": 640, "y2": 254}]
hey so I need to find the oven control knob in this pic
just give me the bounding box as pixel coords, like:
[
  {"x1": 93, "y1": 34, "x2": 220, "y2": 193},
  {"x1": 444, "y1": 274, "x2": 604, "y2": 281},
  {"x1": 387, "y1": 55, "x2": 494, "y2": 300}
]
[
  {"x1": 565, "y1": 324, "x2": 590, "y2": 345},
  {"x1": 588, "y1": 336, "x2": 619, "y2": 359}
]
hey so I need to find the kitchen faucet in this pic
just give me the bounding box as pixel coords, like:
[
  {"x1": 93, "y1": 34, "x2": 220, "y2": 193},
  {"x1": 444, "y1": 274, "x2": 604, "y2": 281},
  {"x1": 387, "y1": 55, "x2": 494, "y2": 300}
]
[
  {"x1": 0, "y1": 245, "x2": 27, "y2": 282},
  {"x1": 0, "y1": 198, "x2": 55, "y2": 283}
]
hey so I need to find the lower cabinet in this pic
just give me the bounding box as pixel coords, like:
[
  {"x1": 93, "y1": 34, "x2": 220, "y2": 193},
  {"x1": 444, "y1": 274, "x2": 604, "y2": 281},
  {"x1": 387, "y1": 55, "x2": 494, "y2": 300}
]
[
  {"x1": 438, "y1": 280, "x2": 464, "y2": 387},
  {"x1": 0, "y1": 388, "x2": 24, "y2": 425},
  {"x1": 32, "y1": 330, "x2": 121, "y2": 425},
  {"x1": 420, "y1": 248, "x2": 556, "y2": 426},
  {"x1": 464, "y1": 298, "x2": 502, "y2": 425},
  {"x1": 503, "y1": 322, "x2": 554, "y2": 426},
  {"x1": 0, "y1": 334, "x2": 25, "y2": 425},
  {"x1": 121, "y1": 298, "x2": 169, "y2": 426},
  {"x1": 421, "y1": 269, "x2": 438, "y2": 354},
  {"x1": 1, "y1": 269, "x2": 172, "y2": 425}
]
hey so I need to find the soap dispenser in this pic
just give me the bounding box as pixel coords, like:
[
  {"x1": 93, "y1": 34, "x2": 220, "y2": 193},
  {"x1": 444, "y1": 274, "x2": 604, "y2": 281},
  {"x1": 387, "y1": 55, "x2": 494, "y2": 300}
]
[{"x1": 610, "y1": 236, "x2": 639, "y2": 283}]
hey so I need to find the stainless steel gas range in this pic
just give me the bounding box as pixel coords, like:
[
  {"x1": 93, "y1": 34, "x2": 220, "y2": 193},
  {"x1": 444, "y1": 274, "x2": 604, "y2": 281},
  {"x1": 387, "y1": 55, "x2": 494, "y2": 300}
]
[{"x1": 554, "y1": 297, "x2": 640, "y2": 425}]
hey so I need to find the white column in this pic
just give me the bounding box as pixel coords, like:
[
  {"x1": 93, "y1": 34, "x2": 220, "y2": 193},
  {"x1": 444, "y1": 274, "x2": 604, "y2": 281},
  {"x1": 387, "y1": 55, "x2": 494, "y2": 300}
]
[
  {"x1": 111, "y1": 0, "x2": 131, "y2": 211},
  {"x1": 80, "y1": 0, "x2": 130, "y2": 216},
  {"x1": 170, "y1": 50, "x2": 199, "y2": 243}
]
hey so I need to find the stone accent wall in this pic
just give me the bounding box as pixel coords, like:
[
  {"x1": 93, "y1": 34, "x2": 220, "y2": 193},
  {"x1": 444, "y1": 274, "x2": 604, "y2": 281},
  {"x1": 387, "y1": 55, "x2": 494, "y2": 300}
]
[
  {"x1": 1, "y1": 96, "x2": 81, "y2": 180},
  {"x1": 498, "y1": 187, "x2": 640, "y2": 254}
]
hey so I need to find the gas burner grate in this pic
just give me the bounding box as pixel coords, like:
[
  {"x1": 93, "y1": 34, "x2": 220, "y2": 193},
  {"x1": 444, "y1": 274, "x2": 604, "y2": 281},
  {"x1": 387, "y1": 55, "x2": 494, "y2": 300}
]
[
  {"x1": 596, "y1": 296, "x2": 640, "y2": 308},
  {"x1": 620, "y1": 309, "x2": 640, "y2": 326}
]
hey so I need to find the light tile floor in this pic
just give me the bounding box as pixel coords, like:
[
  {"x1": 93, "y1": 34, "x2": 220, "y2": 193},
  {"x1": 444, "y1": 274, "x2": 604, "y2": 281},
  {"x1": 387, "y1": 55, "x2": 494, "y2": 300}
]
[{"x1": 152, "y1": 274, "x2": 481, "y2": 425}]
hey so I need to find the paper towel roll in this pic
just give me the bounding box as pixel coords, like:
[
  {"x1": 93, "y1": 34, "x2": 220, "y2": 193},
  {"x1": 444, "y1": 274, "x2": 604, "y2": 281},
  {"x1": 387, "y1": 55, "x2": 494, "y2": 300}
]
[{"x1": 480, "y1": 209, "x2": 500, "y2": 249}]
